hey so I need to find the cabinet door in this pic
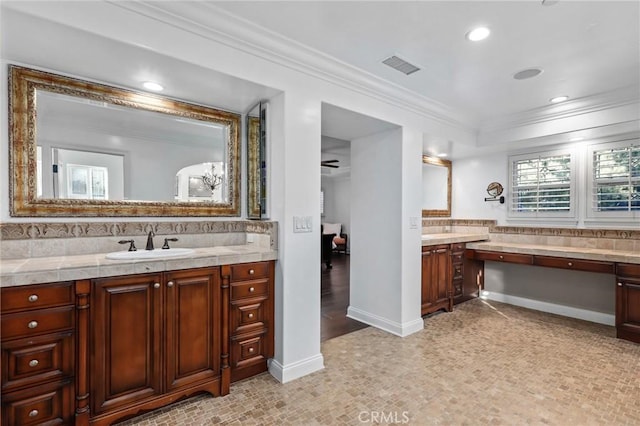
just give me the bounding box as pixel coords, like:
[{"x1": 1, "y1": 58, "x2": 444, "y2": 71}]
[
  {"x1": 421, "y1": 246, "x2": 451, "y2": 315},
  {"x1": 91, "y1": 274, "x2": 163, "y2": 415},
  {"x1": 431, "y1": 248, "x2": 450, "y2": 307},
  {"x1": 165, "y1": 268, "x2": 220, "y2": 392},
  {"x1": 616, "y1": 277, "x2": 640, "y2": 344}
]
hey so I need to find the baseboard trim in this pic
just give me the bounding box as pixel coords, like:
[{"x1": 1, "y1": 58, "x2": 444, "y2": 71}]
[
  {"x1": 347, "y1": 306, "x2": 423, "y2": 337},
  {"x1": 268, "y1": 353, "x2": 325, "y2": 384},
  {"x1": 482, "y1": 291, "x2": 615, "y2": 326}
]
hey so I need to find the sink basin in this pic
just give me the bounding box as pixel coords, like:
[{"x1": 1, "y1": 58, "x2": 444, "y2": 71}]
[{"x1": 105, "y1": 248, "x2": 195, "y2": 260}]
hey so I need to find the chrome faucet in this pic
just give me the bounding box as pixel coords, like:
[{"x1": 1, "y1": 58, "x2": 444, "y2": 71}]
[{"x1": 145, "y1": 231, "x2": 155, "y2": 251}]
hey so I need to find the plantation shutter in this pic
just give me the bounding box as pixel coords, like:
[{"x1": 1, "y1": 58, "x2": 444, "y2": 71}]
[
  {"x1": 511, "y1": 153, "x2": 571, "y2": 212},
  {"x1": 592, "y1": 145, "x2": 640, "y2": 212}
]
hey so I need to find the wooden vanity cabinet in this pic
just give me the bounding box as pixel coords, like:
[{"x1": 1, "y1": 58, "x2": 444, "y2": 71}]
[
  {"x1": 421, "y1": 245, "x2": 452, "y2": 316},
  {"x1": 90, "y1": 267, "x2": 222, "y2": 425},
  {"x1": 1, "y1": 281, "x2": 76, "y2": 425},
  {"x1": 226, "y1": 261, "x2": 275, "y2": 382},
  {"x1": 616, "y1": 263, "x2": 640, "y2": 344}
]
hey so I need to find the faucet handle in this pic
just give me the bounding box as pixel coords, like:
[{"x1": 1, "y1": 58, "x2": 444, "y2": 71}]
[
  {"x1": 162, "y1": 238, "x2": 179, "y2": 250},
  {"x1": 118, "y1": 240, "x2": 137, "y2": 251}
]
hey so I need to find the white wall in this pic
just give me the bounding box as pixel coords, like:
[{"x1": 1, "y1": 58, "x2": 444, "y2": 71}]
[
  {"x1": 348, "y1": 127, "x2": 423, "y2": 336},
  {"x1": 483, "y1": 263, "x2": 615, "y2": 325}
]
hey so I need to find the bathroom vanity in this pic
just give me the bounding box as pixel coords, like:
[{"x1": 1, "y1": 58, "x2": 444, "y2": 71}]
[{"x1": 1, "y1": 254, "x2": 275, "y2": 425}]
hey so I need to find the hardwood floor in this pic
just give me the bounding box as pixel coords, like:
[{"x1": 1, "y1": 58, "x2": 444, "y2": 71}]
[{"x1": 321, "y1": 253, "x2": 368, "y2": 341}]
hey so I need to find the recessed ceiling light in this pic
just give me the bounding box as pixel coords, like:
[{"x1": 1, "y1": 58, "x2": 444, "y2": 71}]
[
  {"x1": 466, "y1": 27, "x2": 490, "y2": 42},
  {"x1": 143, "y1": 81, "x2": 164, "y2": 91},
  {"x1": 513, "y1": 68, "x2": 543, "y2": 80},
  {"x1": 550, "y1": 95, "x2": 569, "y2": 103},
  {"x1": 437, "y1": 153, "x2": 448, "y2": 158}
]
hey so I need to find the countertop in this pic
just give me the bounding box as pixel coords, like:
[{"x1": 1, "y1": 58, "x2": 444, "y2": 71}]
[
  {"x1": 421, "y1": 233, "x2": 489, "y2": 246},
  {"x1": 0, "y1": 245, "x2": 278, "y2": 287},
  {"x1": 467, "y1": 241, "x2": 640, "y2": 265}
]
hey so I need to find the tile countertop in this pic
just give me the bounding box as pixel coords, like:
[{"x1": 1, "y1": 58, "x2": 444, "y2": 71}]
[
  {"x1": 467, "y1": 241, "x2": 640, "y2": 265},
  {"x1": 421, "y1": 233, "x2": 490, "y2": 246},
  {"x1": 0, "y1": 245, "x2": 278, "y2": 287}
]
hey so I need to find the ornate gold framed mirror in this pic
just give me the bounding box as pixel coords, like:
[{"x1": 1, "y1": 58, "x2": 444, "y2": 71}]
[
  {"x1": 421, "y1": 155, "x2": 452, "y2": 217},
  {"x1": 9, "y1": 65, "x2": 240, "y2": 217},
  {"x1": 246, "y1": 101, "x2": 267, "y2": 219}
]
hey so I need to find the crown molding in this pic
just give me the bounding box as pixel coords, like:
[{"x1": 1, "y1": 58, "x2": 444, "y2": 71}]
[
  {"x1": 107, "y1": 1, "x2": 476, "y2": 132},
  {"x1": 480, "y1": 85, "x2": 640, "y2": 135}
]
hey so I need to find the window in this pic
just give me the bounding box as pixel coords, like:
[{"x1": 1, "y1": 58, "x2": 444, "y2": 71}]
[
  {"x1": 509, "y1": 150, "x2": 574, "y2": 218},
  {"x1": 588, "y1": 140, "x2": 639, "y2": 217}
]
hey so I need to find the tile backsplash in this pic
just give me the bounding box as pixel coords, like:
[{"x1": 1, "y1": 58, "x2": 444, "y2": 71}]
[
  {"x1": 422, "y1": 219, "x2": 640, "y2": 251},
  {"x1": 0, "y1": 220, "x2": 277, "y2": 259}
]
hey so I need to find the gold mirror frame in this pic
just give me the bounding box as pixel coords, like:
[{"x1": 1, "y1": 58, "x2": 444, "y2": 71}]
[
  {"x1": 421, "y1": 155, "x2": 452, "y2": 217},
  {"x1": 9, "y1": 65, "x2": 240, "y2": 217},
  {"x1": 246, "y1": 100, "x2": 267, "y2": 219}
]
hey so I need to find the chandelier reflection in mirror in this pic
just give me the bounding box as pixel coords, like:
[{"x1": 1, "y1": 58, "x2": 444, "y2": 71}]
[{"x1": 176, "y1": 162, "x2": 226, "y2": 202}]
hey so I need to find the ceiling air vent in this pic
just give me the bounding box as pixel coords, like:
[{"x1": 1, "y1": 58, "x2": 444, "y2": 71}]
[{"x1": 382, "y1": 55, "x2": 420, "y2": 75}]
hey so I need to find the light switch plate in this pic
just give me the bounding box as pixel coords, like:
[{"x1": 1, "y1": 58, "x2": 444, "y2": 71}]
[
  {"x1": 409, "y1": 216, "x2": 418, "y2": 229},
  {"x1": 293, "y1": 216, "x2": 312, "y2": 233}
]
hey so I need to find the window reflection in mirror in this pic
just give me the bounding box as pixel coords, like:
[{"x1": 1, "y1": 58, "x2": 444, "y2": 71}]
[{"x1": 422, "y1": 156, "x2": 452, "y2": 217}]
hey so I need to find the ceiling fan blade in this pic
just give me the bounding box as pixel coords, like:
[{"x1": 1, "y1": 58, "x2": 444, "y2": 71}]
[
  {"x1": 321, "y1": 164, "x2": 340, "y2": 168},
  {"x1": 321, "y1": 159, "x2": 339, "y2": 164}
]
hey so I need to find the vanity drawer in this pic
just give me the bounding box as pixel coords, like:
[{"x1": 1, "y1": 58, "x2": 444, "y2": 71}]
[
  {"x1": 230, "y1": 262, "x2": 270, "y2": 282},
  {"x1": 1, "y1": 306, "x2": 75, "y2": 341},
  {"x1": 230, "y1": 280, "x2": 269, "y2": 301},
  {"x1": 231, "y1": 333, "x2": 266, "y2": 367},
  {"x1": 451, "y1": 252, "x2": 464, "y2": 264},
  {"x1": 2, "y1": 380, "x2": 74, "y2": 426},
  {"x1": 474, "y1": 250, "x2": 533, "y2": 265},
  {"x1": 617, "y1": 263, "x2": 640, "y2": 278},
  {"x1": 452, "y1": 263, "x2": 463, "y2": 280},
  {"x1": 533, "y1": 256, "x2": 614, "y2": 274},
  {"x1": 2, "y1": 332, "x2": 74, "y2": 392},
  {"x1": 451, "y1": 243, "x2": 466, "y2": 252},
  {"x1": 230, "y1": 299, "x2": 267, "y2": 335},
  {"x1": 1, "y1": 282, "x2": 74, "y2": 313}
]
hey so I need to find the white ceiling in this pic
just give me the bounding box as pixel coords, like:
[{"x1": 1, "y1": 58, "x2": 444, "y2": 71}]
[
  {"x1": 215, "y1": 1, "x2": 640, "y2": 125},
  {"x1": 1, "y1": 7, "x2": 280, "y2": 114}
]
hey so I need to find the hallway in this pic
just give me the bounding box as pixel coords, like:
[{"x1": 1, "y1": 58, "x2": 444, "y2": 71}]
[{"x1": 321, "y1": 253, "x2": 368, "y2": 341}]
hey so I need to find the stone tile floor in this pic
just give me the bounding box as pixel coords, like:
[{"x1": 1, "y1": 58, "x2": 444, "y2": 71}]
[{"x1": 118, "y1": 299, "x2": 640, "y2": 425}]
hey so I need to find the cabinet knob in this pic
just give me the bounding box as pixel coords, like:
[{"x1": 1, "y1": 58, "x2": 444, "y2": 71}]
[
  {"x1": 248, "y1": 313, "x2": 254, "y2": 319},
  {"x1": 249, "y1": 269, "x2": 255, "y2": 275},
  {"x1": 499, "y1": 255, "x2": 504, "y2": 260},
  {"x1": 167, "y1": 281, "x2": 174, "y2": 287},
  {"x1": 567, "y1": 262, "x2": 573, "y2": 267},
  {"x1": 154, "y1": 283, "x2": 160, "y2": 289},
  {"x1": 28, "y1": 294, "x2": 38, "y2": 303},
  {"x1": 618, "y1": 282, "x2": 623, "y2": 287},
  {"x1": 248, "y1": 347, "x2": 255, "y2": 353},
  {"x1": 27, "y1": 321, "x2": 38, "y2": 329},
  {"x1": 29, "y1": 359, "x2": 39, "y2": 367},
  {"x1": 249, "y1": 287, "x2": 255, "y2": 293},
  {"x1": 29, "y1": 410, "x2": 39, "y2": 418}
]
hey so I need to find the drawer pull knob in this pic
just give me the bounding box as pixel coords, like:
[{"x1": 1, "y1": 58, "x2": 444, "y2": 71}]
[
  {"x1": 249, "y1": 287, "x2": 255, "y2": 293},
  {"x1": 28, "y1": 294, "x2": 39, "y2": 302},
  {"x1": 499, "y1": 255, "x2": 504, "y2": 260},
  {"x1": 568, "y1": 262, "x2": 573, "y2": 267},
  {"x1": 29, "y1": 410, "x2": 39, "y2": 418},
  {"x1": 248, "y1": 347, "x2": 255, "y2": 353},
  {"x1": 167, "y1": 281, "x2": 174, "y2": 287},
  {"x1": 249, "y1": 269, "x2": 255, "y2": 275},
  {"x1": 29, "y1": 359, "x2": 39, "y2": 367},
  {"x1": 248, "y1": 313, "x2": 254, "y2": 319},
  {"x1": 27, "y1": 321, "x2": 38, "y2": 329},
  {"x1": 618, "y1": 282, "x2": 623, "y2": 287},
  {"x1": 154, "y1": 283, "x2": 160, "y2": 289}
]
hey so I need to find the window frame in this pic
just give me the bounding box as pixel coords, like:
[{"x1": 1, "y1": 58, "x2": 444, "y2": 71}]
[
  {"x1": 586, "y1": 138, "x2": 639, "y2": 221},
  {"x1": 508, "y1": 148, "x2": 577, "y2": 221}
]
